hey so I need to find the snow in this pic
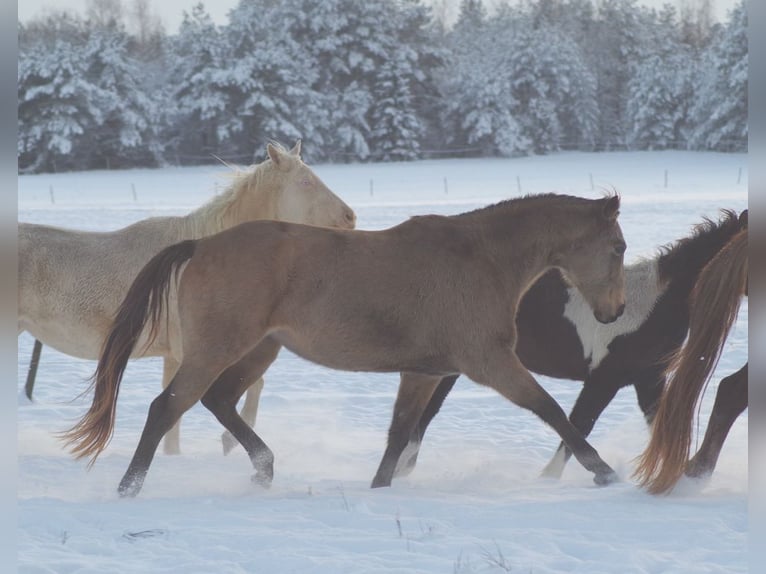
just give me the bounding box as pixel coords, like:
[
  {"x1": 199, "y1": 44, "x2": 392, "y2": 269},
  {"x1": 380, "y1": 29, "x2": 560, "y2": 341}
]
[{"x1": 18, "y1": 151, "x2": 748, "y2": 573}]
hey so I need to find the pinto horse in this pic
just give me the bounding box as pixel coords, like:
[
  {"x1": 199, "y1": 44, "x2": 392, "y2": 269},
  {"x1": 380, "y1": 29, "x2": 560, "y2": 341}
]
[
  {"x1": 635, "y1": 227, "x2": 748, "y2": 494},
  {"x1": 19, "y1": 141, "x2": 355, "y2": 455},
  {"x1": 380, "y1": 209, "x2": 747, "y2": 481},
  {"x1": 63, "y1": 193, "x2": 626, "y2": 497}
]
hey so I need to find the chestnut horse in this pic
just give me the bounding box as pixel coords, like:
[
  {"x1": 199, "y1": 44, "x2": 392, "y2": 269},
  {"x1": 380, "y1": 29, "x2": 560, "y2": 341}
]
[
  {"x1": 63, "y1": 193, "x2": 626, "y2": 497},
  {"x1": 635, "y1": 227, "x2": 747, "y2": 494},
  {"x1": 19, "y1": 141, "x2": 355, "y2": 455}
]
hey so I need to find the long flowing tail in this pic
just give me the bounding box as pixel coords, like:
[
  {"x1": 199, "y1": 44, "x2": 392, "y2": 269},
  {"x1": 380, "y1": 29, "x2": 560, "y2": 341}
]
[
  {"x1": 634, "y1": 228, "x2": 747, "y2": 494},
  {"x1": 60, "y1": 240, "x2": 197, "y2": 466}
]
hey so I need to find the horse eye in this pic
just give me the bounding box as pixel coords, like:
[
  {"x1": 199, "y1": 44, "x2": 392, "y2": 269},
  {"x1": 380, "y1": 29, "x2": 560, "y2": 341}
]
[
  {"x1": 614, "y1": 242, "x2": 626, "y2": 256},
  {"x1": 302, "y1": 178, "x2": 312, "y2": 187}
]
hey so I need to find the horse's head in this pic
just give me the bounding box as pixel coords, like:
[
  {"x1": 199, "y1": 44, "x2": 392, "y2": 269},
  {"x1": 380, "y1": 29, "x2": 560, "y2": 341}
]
[
  {"x1": 559, "y1": 195, "x2": 626, "y2": 324},
  {"x1": 265, "y1": 141, "x2": 356, "y2": 230}
]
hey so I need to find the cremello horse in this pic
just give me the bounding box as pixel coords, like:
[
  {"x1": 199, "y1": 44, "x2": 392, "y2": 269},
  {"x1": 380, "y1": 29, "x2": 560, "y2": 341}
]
[{"x1": 19, "y1": 141, "x2": 356, "y2": 455}]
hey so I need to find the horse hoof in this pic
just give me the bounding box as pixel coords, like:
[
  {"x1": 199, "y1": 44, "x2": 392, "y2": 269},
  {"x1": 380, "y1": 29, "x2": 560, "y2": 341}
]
[
  {"x1": 118, "y1": 479, "x2": 141, "y2": 498},
  {"x1": 593, "y1": 470, "x2": 619, "y2": 486},
  {"x1": 252, "y1": 472, "x2": 272, "y2": 489},
  {"x1": 370, "y1": 476, "x2": 392, "y2": 489}
]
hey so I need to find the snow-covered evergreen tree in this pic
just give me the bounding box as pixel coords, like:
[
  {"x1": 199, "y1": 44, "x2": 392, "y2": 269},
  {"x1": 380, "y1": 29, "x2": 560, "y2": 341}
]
[
  {"x1": 18, "y1": 15, "x2": 94, "y2": 172},
  {"x1": 204, "y1": 0, "x2": 322, "y2": 160},
  {"x1": 625, "y1": 5, "x2": 695, "y2": 149},
  {"x1": 16, "y1": 0, "x2": 749, "y2": 173},
  {"x1": 276, "y1": 0, "x2": 438, "y2": 162},
  {"x1": 367, "y1": 0, "x2": 437, "y2": 160},
  {"x1": 585, "y1": 0, "x2": 648, "y2": 149},
  {"x1": 369, "y1": 51, "x2": 423, "y2": 161},
  {"x1": 506, "y1": 18, "x2": 599, "y2": 152},
  {"x1": 81, "y1": 20, "x2": 158, "y2": 168},
  {"x1": 688, "y1": 0, "x2": 747, "y2": 151},
  {"x1": 169, "y1": 3, "x2": 232, "y2": 160},
  {"x1": 438, "y1": 1, "x2": 529, "y2": 156}
]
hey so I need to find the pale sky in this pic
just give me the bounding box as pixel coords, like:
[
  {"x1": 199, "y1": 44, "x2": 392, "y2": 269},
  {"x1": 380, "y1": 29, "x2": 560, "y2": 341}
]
[{"x1": 18, "y1": 0, "x2": 739, "y2": 33}]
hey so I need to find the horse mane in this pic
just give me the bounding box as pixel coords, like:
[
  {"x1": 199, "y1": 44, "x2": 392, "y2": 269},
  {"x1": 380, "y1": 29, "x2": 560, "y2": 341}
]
[
  {"x1": 453, "y1": 192, "x2": 618, "y2": 218},
  {"x1": 655, "y1": 209, "x2": 742, "y2": 281},
  {"x1": 184, "y1": 154, "x2": 279, "y2": 236}
]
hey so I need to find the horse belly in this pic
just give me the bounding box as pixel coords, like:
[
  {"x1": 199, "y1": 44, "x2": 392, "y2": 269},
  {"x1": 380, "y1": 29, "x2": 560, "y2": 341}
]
[
  {"x1": 21, "y1": 316, "x2": 108, "y2": 360},
  {"x1": 273, "y1": 307, "x2": 458, "y2": 375}
]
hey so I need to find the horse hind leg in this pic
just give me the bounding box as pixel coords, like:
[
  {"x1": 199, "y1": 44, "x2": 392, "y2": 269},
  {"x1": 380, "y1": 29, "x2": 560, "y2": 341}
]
[
  {"x1": 372, "y1": 372, "x2": 443, "y2": 489},
  {"x1": 202, "y1": 341, "x2": 281, "y2": 486},
  {"x1": 221, "y1": 376, "x2": 265, "y2": 456},
  {"x1": 686, "y1": 363, "x2": 748, "y2": 480},
  {"x1": 161, "y1": 357, "x2": 182, "y2": 455},
  {"x1": 119, "y1": 357, "x2": 227, "y2": 498},
  {"x1": 24, "y1": 339, "x2": 44, "y2": 401}
]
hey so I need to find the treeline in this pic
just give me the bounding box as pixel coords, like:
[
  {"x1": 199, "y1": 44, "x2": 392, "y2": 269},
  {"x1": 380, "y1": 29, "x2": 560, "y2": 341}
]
[{"x1": 17, "y1": 0, "x2": 747, "y2": 173}]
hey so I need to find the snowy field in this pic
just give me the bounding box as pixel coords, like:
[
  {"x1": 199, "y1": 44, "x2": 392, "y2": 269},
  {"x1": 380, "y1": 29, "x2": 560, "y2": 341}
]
[{"x1": 18, "y1": 151, "x2": 748, "y2": 573}]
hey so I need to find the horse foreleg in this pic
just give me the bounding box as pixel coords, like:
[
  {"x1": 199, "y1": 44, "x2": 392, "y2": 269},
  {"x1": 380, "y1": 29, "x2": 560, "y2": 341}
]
[
  {"x1": 161, "y1": 357, "x2": 182, "y2": 455},
  {"x1": 540, "y1": 372, "x2": 621, "y2": 479},
  {"x1": 686, "y1": 363, "x2": 748, "y2": 480},
  {"x1": 633, "y1": 372, "x2": 666, "y2": 426},
  {"x1": 470, "y1": 349, "x2": 617, "y2": 486},
  {"x1": 392, "y1": 374, "x2": 458, "y2": 478},
  {"x1": 371, "y1": 372, "x2": 443, "y2": 488},
  {"x1": 221, "y1": 377, "x2": 265, "y2": 456},
  {"x1": 202, "y1": 342, "x2": 281, "y2": 487}
]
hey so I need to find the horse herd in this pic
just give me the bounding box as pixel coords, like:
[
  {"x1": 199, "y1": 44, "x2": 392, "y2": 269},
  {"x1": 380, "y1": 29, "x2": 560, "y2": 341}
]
[{"x1": 18, "y1": 141, "x2": 748, "y2": 498}]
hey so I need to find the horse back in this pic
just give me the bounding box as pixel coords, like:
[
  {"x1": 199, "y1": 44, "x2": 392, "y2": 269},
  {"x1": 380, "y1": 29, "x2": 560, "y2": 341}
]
[
  {"x1": 18, "y1": 222, "x2": 180, "y2": 356},
  {"x1": 183, "y1": 218, "x2": 511, "y2": 374}
]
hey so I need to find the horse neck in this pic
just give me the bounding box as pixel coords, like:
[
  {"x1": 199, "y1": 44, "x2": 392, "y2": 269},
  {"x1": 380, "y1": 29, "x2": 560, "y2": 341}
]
[
  {"x1": 474, "y1": 201, "x2": 597, "y2": 289},
  {"x1": 180, "y1": 170, "x2": 278, "y2": 238}
]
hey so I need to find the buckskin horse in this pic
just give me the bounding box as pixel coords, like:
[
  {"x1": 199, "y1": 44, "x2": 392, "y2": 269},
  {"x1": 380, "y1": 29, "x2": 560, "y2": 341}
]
[{"x1": 63, "y1": 193, "x2": 626, "y2": 497}]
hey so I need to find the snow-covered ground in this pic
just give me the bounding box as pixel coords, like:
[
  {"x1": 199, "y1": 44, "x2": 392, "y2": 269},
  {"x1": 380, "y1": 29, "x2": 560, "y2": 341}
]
[{"x1": 18, "y1": 151, "x2": 748, "y2": 573}]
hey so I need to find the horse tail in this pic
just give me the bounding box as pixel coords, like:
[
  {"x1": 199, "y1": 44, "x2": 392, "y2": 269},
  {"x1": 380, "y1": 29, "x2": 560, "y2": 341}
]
[
  {"x1": 635, "y1": 228, "x2": 747, "y2": 494},
  {"x1": 60, "y1": 240, "x2": 197, "y2": 466}
]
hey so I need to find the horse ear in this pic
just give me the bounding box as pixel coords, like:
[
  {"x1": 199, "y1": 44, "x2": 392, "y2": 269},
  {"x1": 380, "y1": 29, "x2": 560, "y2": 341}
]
[
  {"x1": 267, "y1": 143, "x2": 288, "y2": 170},
  {"x1": 602, "y1": 195, "x2": 620, "y2": 221},
  {"x1": 739, "y1": 209, "x2": 748, "y2": 228},
  {"x1": 289, "y1": 140, "x2": 302, "y2": 157}
]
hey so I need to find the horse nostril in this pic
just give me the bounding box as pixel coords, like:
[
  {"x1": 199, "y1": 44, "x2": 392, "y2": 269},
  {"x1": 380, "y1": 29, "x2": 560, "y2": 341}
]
[
  {"x1": 617, "y1": 303, "x2": 625, "y2": 317},
  {"x1": 345, "y1": 210, "x2": 356, "y2": 227}
]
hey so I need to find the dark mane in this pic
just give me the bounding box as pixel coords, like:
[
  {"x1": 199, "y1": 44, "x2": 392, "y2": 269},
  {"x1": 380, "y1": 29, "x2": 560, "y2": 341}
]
[
  {"x1": 656, "y1": 209, "x2": 744, "y2": 282},
  {"x1": 452, "y1": 192, "x2": 616, "y2": 218}
]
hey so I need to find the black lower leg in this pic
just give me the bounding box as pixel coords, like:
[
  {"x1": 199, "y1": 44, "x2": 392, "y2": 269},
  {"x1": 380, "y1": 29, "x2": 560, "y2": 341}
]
[
  {"x1": 686, "y1": 364, "x2": 748, "y2": 479},
  {"x1": 202, "y1": 389, "x2": 274, "y2": 487},
  {"x1": 633, "y1": 373, "x2": 666, "y2": 426},
  {"x1": 119, "y1": 390, "x2": 180, "y2": 497},
  {"x1": 24, "y1": 339, "x2": 43, "y2": 400}
]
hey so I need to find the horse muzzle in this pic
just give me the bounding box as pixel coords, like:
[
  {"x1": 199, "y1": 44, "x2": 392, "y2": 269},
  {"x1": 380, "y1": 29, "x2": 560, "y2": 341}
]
[{"x1": 595, "y1": 302, "x2": 625, "y2": 324}]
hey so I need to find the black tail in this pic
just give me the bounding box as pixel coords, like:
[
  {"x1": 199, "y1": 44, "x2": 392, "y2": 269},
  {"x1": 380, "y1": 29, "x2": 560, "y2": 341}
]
[{"x1": 60, "y1": 240, "x2": 197, "y2": 465}]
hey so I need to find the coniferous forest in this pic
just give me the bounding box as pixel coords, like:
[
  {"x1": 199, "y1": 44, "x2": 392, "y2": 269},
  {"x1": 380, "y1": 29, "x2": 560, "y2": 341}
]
[{"x1": 17, "y1": 0, "x2": 747, "y2": 173}]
